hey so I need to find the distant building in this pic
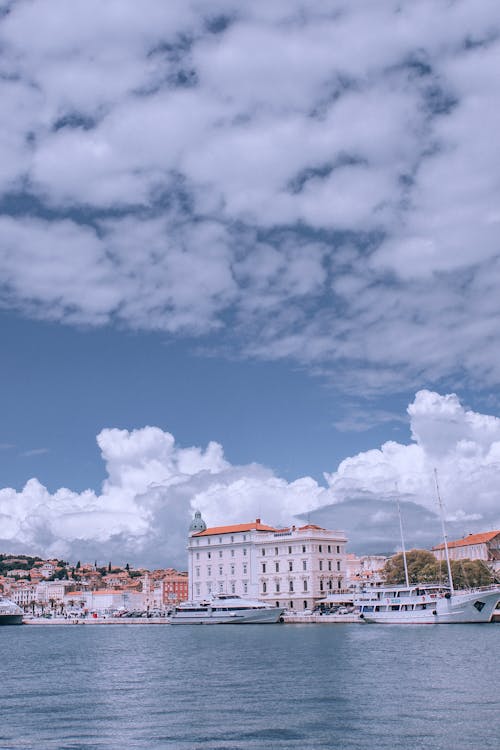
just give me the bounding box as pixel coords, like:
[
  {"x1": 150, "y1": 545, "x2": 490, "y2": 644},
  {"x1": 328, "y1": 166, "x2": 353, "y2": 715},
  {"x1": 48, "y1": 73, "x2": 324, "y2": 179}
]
[
  {"x1": 433, "y1": 530, "x2": 500, "y2": 572},
  {"x1": 154, "y1": 570, "x2": 189, "y2": 607},
  {"x1": 188, "y1": 513, "x2": 348, "y2": 611},
  {"x1": 344, "y1": 554, "x2": 387, "y2": 588}
]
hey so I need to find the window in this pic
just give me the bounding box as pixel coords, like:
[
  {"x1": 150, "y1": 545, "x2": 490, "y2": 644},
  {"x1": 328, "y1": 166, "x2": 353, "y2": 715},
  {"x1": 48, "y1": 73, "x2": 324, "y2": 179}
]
[
  {"x1": 243, "y1": 535, "x2": 246, "y2": 541},
  {"x1": 231, "y1": 549, "x2": 235, "y2": 557},
  {"x1": 328, "y1": 580, "x2": 332, "y2": 590},
  {"x1": 207, "y1": 566, "x2": 211, "y2": 576},
  {"x1": 276, "y1": 582, "x2": 280, "y2": 593},
  {"x1": 218, "y1": 537, "x2": 222, "y2": 543},
  {"x1": 243, "y1": 548, "x2": 247, "y2": 556},
  {"x1": 275, "y1": 562, "x2": 279, "y2": 573},
  {"x1": 327, "y1": 545, "x2": 331, "y2": 553},
  {"x1": 207, "y1": 583, "x2": 212, "y2": 594},
  {"x1": 263, "y1": 582, "x2": 267, "y2": 593},
  {"x1": 302, "y1": 560, "x2": 307, "y2": 571},
  {"x1": 289, "y1": 601, "x2": 294, "y2": 609},
  {"x1": 336, "y1": 545, "x2": 340, "y2": 554},
  {"x1": 219, "y1": 582, "x2": 223, "y2": 592},
  {"x1": 195, "y1": 584, "x2": 200, "y2": 596},
  {"x1": 195, "y1": 566, "x2": 200, "y2": 577},
  {"x1": 196, "y1": 552, "x2": 199, "y2": 560},
  {"x1": 196, "y1": 539, "x2": 199, "y2": 546},
  {"x1": 337, "y1": 561, "x2": 341, "y2": 571},
  {"x1": 231, "y1": 536, "x2": 234, "y2": 543},
  {"x1": 302, "y1": 545, "x2": 306, "y2": 553},
  {"x1": 289, "y1": 581, "x2": 294, "y2": 592},
  {"x1": 303, "y1": 600, "x2": 308, "y2": 609},
  {"x1": 288, "y1": 546, "x2": 292, "y2": 554},
  {"x1": 218, "y1": 566, "x2": 223, "y2": 575},
  {"x1": 275, "y1": 547, "x2": 279, "y2": 556},
  {"x1": 319, "y1": 545, "x2": 322, "y2": 553},
  {"x1": 219, "y1": 550, "x2": 223, "y2": 558},
  {"x1": 338, "y1": 580, "x2": 342, "y2": 589},
  {"x1": 230, "y1": 565, "x2": 235, "y2": 575},
  {"x1": 243, "y1": 564, "x2": 247, "y2": 574},
  {"x1": 243, "y1": 583, "x2": 248, "y2": 593},
  {"x1": 328, "y1": 561, "x2": 332, "y2": 571},
  {"x1": 262, "y1": 563, "x2": 266, "y2": 573},
  {"x1": 208, "y1": 538, "x2": 211, "y2": 544},
  {"x1": 231, "y1": 583, "x2": 235, "y2": 594},
  {"x1": 288, "y1": 561, "x2": 293, "y2": 572},
  {"x1": 303, "y1": 580, "x2": 307, "y2": 592},
  {"x1": 262, "y1": 548, "x2": 266, "y2": 556},
  {"x1": 319, "y1": 561, "x2": 323, "y2": 571},
  {"x1": 276, "y1": 601, "x2": 280, "y2": 607},
  {"x1": 320, "y1": 580, "x2": 324, "y2": 591}
]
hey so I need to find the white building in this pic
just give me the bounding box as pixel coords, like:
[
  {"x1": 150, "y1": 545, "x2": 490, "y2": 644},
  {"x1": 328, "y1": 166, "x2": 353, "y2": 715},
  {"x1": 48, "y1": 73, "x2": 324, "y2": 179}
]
[{"x1": 187, "y1": 513, "x2": 348, "y2": 610}]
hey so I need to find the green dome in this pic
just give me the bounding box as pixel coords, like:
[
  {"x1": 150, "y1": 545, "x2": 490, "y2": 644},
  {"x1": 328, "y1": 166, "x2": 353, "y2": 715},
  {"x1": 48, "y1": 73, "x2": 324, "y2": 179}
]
[{"x1": 189, "y1": 510, "x2": 207, "y2": 533}]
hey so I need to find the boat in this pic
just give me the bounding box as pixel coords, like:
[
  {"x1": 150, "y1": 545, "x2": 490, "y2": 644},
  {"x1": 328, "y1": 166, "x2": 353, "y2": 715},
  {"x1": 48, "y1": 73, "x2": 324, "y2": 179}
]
[
  {"x1": 355, "y1": 583, "x2": 500, "y2": 624},
  {"x1": 0, "y1": 596, "x2": 23, "y2": 625},
  {"x1": 355, "y1": 473, "x2": 500, "y2": 623},
  {"x1": 169, "y1": 594, "x2": 284, "y2": 624}
]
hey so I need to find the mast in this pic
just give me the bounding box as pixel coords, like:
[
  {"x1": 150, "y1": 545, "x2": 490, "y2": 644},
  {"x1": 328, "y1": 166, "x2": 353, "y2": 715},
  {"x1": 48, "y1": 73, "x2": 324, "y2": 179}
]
[
  {"x1": 434, "y1": 468, "x2": 454, "y2": 594},
  {"x1": 395, "y1": 484, "x2": 410, "y2": 587}
]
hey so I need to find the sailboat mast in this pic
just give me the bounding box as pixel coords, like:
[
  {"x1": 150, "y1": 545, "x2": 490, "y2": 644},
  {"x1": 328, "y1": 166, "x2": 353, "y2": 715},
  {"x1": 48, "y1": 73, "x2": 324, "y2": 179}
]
[
  {"x1": 396, "y1": 485, "x2": 410, "y2": 588},
  {"x1": 434, "y1": 468, "x2": 454, "y2": 594}
]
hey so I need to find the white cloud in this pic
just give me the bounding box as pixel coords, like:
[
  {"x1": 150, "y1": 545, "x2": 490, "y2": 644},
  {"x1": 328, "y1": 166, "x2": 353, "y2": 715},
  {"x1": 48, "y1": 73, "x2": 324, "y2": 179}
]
[
  {"x1": 0, "y1": 391, "x2": 499, "y2": 565},
  {"x1": 0, "y1": 1, "x2": 500, "y2": 392}
]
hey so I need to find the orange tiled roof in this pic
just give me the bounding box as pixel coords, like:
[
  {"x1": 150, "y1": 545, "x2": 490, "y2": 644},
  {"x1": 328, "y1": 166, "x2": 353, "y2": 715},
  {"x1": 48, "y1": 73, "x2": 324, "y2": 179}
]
[
  {"x1": 298, "y1": 524, "x2": 324, "y2": 531},
  {"x1": 193, "y1": 520, "x2": 278, "y2": 536},
  {"x1": 433, "y1": 530, "x2": 500, "y2": 550}
]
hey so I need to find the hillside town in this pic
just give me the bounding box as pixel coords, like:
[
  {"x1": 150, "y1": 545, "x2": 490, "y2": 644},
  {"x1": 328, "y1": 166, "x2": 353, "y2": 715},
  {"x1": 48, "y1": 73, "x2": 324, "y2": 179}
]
[{"x1": 1, "y1": 519, "x2": 498, "y2": 620}]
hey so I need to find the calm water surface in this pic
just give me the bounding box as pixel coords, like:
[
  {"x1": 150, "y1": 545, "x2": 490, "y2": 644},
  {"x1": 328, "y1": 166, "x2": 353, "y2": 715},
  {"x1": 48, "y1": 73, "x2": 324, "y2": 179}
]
[{"x1": 0, "y1": 624, "x2": 498, "y2": 749}]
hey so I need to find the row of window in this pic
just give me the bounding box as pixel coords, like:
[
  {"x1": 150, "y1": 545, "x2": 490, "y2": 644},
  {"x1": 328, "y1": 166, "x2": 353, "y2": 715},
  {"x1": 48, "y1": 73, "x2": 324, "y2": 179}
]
[
  {"x1": 194, "y1": 582, "x2": 248, "y2": 596},
  {"x1": 261, "y1": 544, "x2": 342, "y2": 556},
  {"x1": 195, "y1": 548, "x2": 247, "y2": 560},
  {"x1": 261, "y1": 560, "x2": 341, "y2": 573},
  {"x1": 195, "y1": 564, "x2": 247, "y2": 577},
  {"x1": 195, "y1": 535, "x2": 248, "y2": 546},
  {"x1": 261, "y1": 578, "x2": 341, "y2": 594}
]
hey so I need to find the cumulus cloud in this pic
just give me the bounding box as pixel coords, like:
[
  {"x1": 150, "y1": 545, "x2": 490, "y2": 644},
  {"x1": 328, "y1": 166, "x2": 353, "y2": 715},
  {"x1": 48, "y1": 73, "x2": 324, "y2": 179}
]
[
  {"x1": 0, "y1": 1, "x2": 499, "y2": 392},
  {"x1": 0, "y1": 391, "x2": 499, "y2": 565}
]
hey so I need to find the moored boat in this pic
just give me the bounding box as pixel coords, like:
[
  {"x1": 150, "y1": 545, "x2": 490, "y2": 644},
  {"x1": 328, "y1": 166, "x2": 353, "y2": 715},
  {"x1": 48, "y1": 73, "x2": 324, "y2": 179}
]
[
  {"x1": 355, "y1": 583, "x2": 500, "y2": 624},
  {"x1": 0, "y1": 596, "x2": 23, "y2": 625},
  {"x1": 169, "y1": 594, "x2": 284, "y2": 624}
]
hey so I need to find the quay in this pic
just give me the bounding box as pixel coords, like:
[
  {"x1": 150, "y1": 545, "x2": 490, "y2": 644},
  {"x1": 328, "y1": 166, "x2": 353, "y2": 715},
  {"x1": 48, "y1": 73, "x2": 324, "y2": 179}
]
[
  {"x1": 23, "y1": 616, "x2": 170, "y2": 625},
  {"x1": 282, "y1": 612, "x2": 360, "y2": 624}
]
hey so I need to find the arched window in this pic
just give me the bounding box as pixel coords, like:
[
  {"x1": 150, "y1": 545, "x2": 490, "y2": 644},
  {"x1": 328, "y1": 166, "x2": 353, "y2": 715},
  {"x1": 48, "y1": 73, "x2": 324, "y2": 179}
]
[
  {"x1": 289, "y1": 581, "x2": 294, "y2": 592},
  {"x1": 263, "y1": 582, "x2": 267, "y2": 593}
]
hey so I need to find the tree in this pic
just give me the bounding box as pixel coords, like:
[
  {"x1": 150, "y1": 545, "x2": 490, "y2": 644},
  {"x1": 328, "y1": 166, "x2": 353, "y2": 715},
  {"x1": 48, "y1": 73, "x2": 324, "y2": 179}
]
[
  {"x1": 108, "y1": 561, "x2": 112, "y2": 573},
  {"x1": 76, "y1": 561, "x2": 81, "y2": 570},
  {"x1": 125, "y1": 563, "x2": 130, "y2": 572},
  {"x1": 383, "y1": 550, "x2": 495, "y2": 589},
  {"x1": 383, "y1": 549, "x2": 438, "y2": 585}
]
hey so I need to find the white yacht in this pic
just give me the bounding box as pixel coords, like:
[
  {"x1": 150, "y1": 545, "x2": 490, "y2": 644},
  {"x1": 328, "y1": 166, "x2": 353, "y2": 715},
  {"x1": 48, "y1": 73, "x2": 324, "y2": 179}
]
[
  {"x1": 169, "y1": 595, "x2": 284, "y2": 624},
  {"x1": 355, "y1": 583, "x2": 500, "y2": 624},
  {"x1": 0, "y1": 596, "x2": 23, "y2": 625},
  {"x1": 356, "y1": 473, "x2": 500, "y2": 623}
]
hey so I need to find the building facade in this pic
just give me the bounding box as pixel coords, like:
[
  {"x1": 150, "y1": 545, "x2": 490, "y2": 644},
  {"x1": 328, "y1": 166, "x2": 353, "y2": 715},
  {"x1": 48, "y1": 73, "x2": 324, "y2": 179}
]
[
  {"x1": 187, "y1": 514, "x2": 348, "y2": 610},
  {"x1": 433, "y1": 530, "x2": 500, "y2": 572}
]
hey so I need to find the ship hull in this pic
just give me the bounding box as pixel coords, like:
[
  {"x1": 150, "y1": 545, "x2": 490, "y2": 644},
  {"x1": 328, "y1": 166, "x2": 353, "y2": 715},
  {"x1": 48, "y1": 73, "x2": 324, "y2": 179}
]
[
  {"x1": 0, "y1": 614, "x2": 23, "y2": 626},
  {"x1": 170, "y1": 607, "x2": 284, "y2": 624}
]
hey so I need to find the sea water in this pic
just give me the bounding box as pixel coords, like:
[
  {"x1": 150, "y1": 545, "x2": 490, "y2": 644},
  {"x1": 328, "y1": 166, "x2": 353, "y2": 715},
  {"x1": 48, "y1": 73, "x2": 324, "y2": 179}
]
[{"x1": 0, "y1": 623, "x2": 498, "y2": 749}]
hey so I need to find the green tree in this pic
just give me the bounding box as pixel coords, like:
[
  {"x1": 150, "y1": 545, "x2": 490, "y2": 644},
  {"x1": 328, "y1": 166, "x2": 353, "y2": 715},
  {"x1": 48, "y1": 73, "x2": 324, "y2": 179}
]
[
  {"x1": 383, "y1": 549, "x2": 439, "y2": 585},
  {"x1": 76, "y1": 561, "x2": 81, "y2": 570}
]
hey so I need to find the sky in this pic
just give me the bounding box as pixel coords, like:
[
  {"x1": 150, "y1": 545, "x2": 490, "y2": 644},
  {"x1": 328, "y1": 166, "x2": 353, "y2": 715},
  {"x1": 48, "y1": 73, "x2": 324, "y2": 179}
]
[{"x1": 1, "y1": 0, "x2": 500, "y2": 568}]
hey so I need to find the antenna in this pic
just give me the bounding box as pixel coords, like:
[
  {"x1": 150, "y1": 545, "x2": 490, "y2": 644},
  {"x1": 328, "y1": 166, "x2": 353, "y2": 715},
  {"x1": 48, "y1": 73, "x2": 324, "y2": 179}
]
[
  {"x1": 434, "y1": 468, "x2": 454, "y2": 594},
  {"x1": 395, "y1": 483, "x2": 410, "y2": 588}
]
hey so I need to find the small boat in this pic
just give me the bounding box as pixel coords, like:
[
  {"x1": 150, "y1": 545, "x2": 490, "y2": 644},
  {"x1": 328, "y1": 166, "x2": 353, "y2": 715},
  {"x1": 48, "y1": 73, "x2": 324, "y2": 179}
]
[
  {"x1": 355, "y1": 583, "x2": 500, "y2": 624},
  {"x1": 0, "y1": 596, "x2": 23, "y2": 625},
  {"x1": 169, "y1": 594, "x2": 284, "y2": 624}
]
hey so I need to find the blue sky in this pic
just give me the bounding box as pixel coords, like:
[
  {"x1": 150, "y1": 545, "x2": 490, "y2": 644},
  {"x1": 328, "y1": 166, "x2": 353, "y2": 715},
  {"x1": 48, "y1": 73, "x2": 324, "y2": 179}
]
[{"x1": 1, "y1": 0, "x2": 499, "y2": 566}]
